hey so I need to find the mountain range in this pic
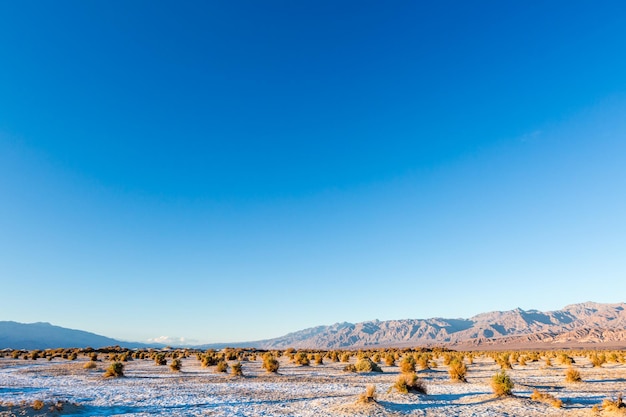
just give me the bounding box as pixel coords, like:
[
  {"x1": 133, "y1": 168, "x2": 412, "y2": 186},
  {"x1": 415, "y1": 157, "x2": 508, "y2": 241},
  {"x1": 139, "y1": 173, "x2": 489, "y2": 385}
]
[
  {"x1": 252, "y1": 301, "x2": 626, "y2": 350},
  {"x1": 2, "y1": 302, "x2": 626, "y2": 350},
  {"x1": 0, "y1": 321, "x2": 157, "y2": 350}
]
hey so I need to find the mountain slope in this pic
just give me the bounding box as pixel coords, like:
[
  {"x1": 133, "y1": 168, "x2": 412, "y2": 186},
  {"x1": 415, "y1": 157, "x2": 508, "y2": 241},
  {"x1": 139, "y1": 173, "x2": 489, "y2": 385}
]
[
  {"x1": 0, "y1": 321, "x2": 142, "y2": 350},
  {"x1": 255, "y1": 302, "x2": 626, "y2": 349}
]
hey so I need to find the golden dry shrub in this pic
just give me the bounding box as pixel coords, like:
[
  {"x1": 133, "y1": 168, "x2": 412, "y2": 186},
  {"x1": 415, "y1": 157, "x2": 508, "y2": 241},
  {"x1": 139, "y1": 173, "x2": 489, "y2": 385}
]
[
  {"x1": 590, "y1": 352, "x2": 606, "y2": 368},
  {"x1": 356, "y1": 385, "x2": 377, "y2": 404},
  {"x1": 231, "y1": 362, "x2": 243, "y2": 376},
  {"x1": 601, "y1": 394, "x2": 625, "y2": 412},
  {"x1": 565, "y1": 367, "x2": 582, "y2": 383},
  {"x1": 392, "y1": 372, "x2": 427, "y2": 394},
  {"x1": 31, "y1": 400, "x2": 45, "y2": 410},
  {"x1": 262, "y1": 355, "x2": 279, "y2": 373},
  {"x1": 104, "y1": 362, "x2": 124, "y2": 378},
  {"x1": 170, "y1": 358, "x2": 182, "y2": 372},
  {"x1": 354, "y1": 357, "x2": 382, "y2": 373},
  {"x1": 294, "y1": 352, "x2": 310, "y2": 366},
  {"x1": 215, "y1": 361, "x2": 228, "y2": 373},
  {"x1": 314, "y1": 353, "x2": 324, "y2": 365},
  {"x1": 448, "y1": 359, "x2": 467, "y2": 382},
  {"x1": 83, "y1": 361, "x2": 97, "y2": 369},
  {"x1": 491, "y1": 371, "x2": 514, "y2": 397},
  {"x1": 384, "y1": 353, "x2": 396, "y2": 366},
  {"x1": 399, "y1": 356, "x2": 416, "y2": 373},
  {"x1": 530, "y1": 389, "x2": 562, "y2": 408}
]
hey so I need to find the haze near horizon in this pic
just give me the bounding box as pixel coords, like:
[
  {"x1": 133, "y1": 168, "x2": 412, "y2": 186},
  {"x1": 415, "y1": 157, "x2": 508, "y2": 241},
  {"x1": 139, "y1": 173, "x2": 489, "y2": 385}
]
[{"x1": 1, "y1": 1, "x2": 625, "y2": 345}]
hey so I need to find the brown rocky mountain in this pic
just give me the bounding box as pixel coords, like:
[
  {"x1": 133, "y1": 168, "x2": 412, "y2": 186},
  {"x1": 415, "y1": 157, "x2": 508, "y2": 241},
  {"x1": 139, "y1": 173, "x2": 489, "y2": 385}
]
[{"x1": 256, "y1": 302, "x2": 626, "y2": 349}]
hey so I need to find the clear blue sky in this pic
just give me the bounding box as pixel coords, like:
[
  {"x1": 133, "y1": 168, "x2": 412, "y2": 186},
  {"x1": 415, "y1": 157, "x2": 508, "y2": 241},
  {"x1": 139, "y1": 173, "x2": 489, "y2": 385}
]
[{"x1": 1, "y1": 1, "x2": 625, "y2": 344}]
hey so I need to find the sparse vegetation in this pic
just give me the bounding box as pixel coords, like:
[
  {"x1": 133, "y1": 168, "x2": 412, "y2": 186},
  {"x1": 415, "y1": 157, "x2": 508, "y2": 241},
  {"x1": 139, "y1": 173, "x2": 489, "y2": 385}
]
[
  {"x1": 231, "y1": 362, "x2": 243, "y2": 376},
  {"x1": 448, "y1": 358, "x2": 467, "y2": 382},
  {"x1": 356, "y1": 385, "x2": 377, "y2": 404},
  {"x1": 170, "y1": 358, "x2": 182, "y2": 372},
  {"x1": 530, "y1": 389, "x2": 562, "y2": 408},
  {"x1": 399, "y1": 356, "x2": 416, "y2": 373},
  {"x1": 565, "y1": 367, "x2": 582, "y2": 383},
  {"x1": 294, "y1": 352, "x2": 310, "y2": 366},
  {"x1": 104, "y1": 362, "x2": 124, "y2": 378},
  {"x1": 84, "y1": 361, "x2": 97, "y2": 369},
  {"x1": 354, "y1": 357, "x2": 382, "y2": 373},
  {"x1": 392, "y1": 372, "x2": 427, "y2": 394},
  {"x1": 262, "y1": 355, "x2": 279, "y2": 373},
  {"x1": 384, "y1": 353, "x2": 396, "y2": 366},
  {"x1": 491, "y1": 370, "x2": 514, "y2": 396},
  {"x1": 216, "y1": 361, "x2": 229, "y2": 373},
  {"x1": 601, "y1": 394, "x2": 626, "y2": 413}
]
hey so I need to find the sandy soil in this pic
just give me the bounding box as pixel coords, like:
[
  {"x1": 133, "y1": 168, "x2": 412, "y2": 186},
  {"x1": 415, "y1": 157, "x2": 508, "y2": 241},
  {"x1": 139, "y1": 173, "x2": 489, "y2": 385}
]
[{"x1": 1, "y1": 353, "x2": 625, "y2": 416}]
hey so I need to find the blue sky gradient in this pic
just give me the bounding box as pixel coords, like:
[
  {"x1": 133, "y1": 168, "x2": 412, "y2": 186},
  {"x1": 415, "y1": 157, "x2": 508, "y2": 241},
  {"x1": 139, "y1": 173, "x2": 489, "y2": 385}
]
[{"x1": 1, "y1": 1, "x2": 625, "y2": 344}]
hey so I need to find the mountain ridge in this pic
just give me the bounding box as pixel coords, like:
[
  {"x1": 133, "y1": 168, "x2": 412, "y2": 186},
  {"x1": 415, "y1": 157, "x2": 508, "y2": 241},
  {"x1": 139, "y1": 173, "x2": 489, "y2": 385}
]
[
  {"x1": 252, "y1": 301, "x2": 626, "y2": 349},
  {"x1": 3, "y1": 302, "x2": 626, "y2": 350},
  {"x1": 0, "y1": 321, "x2": 161, "y2": 350}
]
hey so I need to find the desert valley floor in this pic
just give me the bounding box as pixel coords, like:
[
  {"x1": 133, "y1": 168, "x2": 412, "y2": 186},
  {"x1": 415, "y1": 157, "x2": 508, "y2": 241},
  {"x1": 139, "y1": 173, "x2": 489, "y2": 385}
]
[{"x1": 1, "y1": 350, "x2": 626, "y2": 416}]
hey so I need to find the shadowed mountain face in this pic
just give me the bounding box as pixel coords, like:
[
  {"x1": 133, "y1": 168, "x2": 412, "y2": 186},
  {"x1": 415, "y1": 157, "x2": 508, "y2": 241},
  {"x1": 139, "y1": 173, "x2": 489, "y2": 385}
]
[
  {"x1": 255, "y1": 302, "x2": 626, "y2": 349},
  {"x1": 0, "y1": 321, "x2": 148, "y2": 350}
]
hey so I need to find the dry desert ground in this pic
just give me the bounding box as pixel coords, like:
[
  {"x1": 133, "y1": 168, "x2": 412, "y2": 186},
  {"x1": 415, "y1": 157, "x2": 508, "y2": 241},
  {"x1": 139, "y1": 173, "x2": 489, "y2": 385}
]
[{"x1": 1, "y1": 348, "x2": 626, "y2": 416}]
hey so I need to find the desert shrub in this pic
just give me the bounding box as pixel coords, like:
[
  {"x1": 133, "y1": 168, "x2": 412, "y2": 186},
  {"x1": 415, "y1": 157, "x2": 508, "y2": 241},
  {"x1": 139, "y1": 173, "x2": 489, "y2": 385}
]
[
  {"x1": 496, "y1": 354, "x2": 512, "y2": 370},
  {"x1": 392, "y1": 372, "x2": 427, "y2": 394},
  {"x1": 385, "y1": 354, "x2": 396, "y2": 366},
  {"x1": 154, "y1": 353, "x2": 167, "y2": 366},
  {"x1": 31, "y1": 400, "x2": 45, "y2": 410},
  {"x1": 356, "y1": 385, "x2": 377, "y2": 404},
  {"x1": 294, "y1": 352, "x2": 310, "y2": 366},
  {"x1": 530, "y1": 389, "x2": 562, "y2": 408},
  {"x1": 399, "y1": 356, "x2": 416, "y2": 373},
  {"x1": 223, "y1": 349, "x2": 237, "y2": 361},
  {"x1": 314, "y1": 353, "x2": 324, "y2": 365},
  {"x1": 201, "y1": 354, "x2": 218, "y2": 367},
  {"x1": 372, "y1": 353, "x2": 381, "y2": 363},
  {"x1": 343, "y1": 364, "x2": 357, "y2": 372},
  {"x1": 69, "y1": 352, "x2": 78, "y2": 361},
  {"x1": 565, "y1": 367, "x2": 582, "y2": 383},
  {"x1": 262, "y1": 356, "x2": 279, "y2": 373},
  {"x1": 104, "y1": 362, "x2": 124, "y2": 378},
  {"x1": 90, "y1": 353, "x2": 98, "y2": 362},
  {"x1": 216, "y1": 361, "x2": 228, "y2": 373},
  {"x1": 558, "y1": 353, "x2": 574, "y2": 365},
  {"x1": 448, "y1": 359, "x2": 467, "y2": 382},
  {"x1": 543, "y1": 357, "x2": 552, "y2": 368},
  {"x1": 354, "y1": 357, "x2": 382, "y2": 373},
  {"x1": 491, "y1": 371, "x2": 514, "y2": 396},
  {"x1": 601, "y1": 394, "x2": 625, "y2": 412},
  {"x1": 30, "y1": 350, "x2": 41, "y2": 360},
  {"x1": 590, "y1": 352, "x2": 606, "y2": 368},
  {"x1": 231, "y1": 362, "x2": 243, "y2": 376},
  {"x1": 170, "y1": 358, "x2": 182, "y2": 372},
  {"x1": 418, "y1": 355, "x2": 431, "y2": 370},
  {"x1": 341, "y1": 353, "x2": 351, "y2": 363},
  {"x1": 11, "y1": 351, "x2": 21, "y2": 359},
  {"x1": 329, "y1": 351, "x2": 339, "y2": 362},
  {"x1": 84, "y1": 361, "x2": 97, "y2": 369}
]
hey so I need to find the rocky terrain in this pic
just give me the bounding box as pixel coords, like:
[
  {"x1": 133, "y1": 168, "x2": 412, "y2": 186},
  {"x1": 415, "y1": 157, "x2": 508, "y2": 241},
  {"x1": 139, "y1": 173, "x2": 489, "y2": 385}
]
[{"x1": 256, "y1": 302, "x2": 626, "y2": 349}]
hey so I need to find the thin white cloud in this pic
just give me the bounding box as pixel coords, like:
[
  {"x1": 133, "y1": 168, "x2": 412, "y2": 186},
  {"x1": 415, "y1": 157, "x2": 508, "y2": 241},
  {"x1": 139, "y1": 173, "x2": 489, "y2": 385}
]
[{"x1": 147, "y1": 336, "x2": 197, "y2": 346}]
